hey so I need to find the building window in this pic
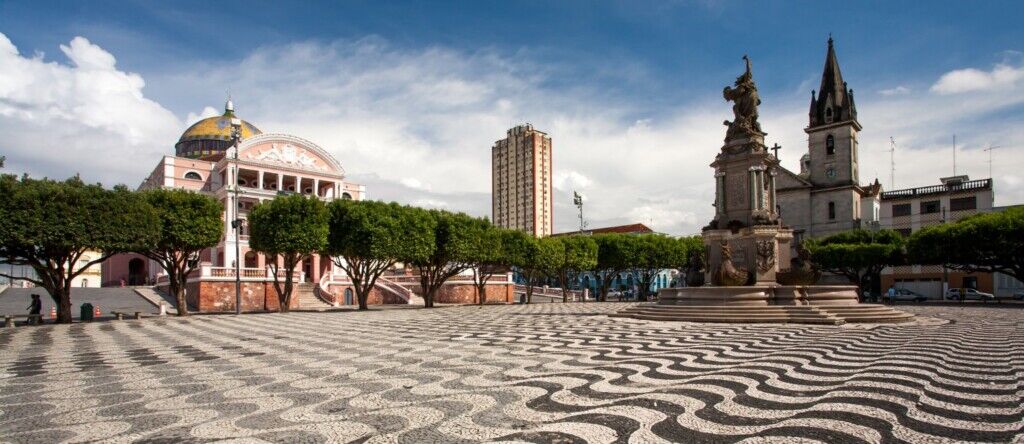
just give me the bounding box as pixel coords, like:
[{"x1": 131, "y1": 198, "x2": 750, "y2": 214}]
[
  {"x1": 950, "y1": 196, "x2": 977, "y2": 211},
  {"x1": 920, "y1": 200, "x2": 940, "y2": 214},
  {"x1": 825, "y1": 108, "x2": 833, "y2": 123},
  {"x1": 892, "y1": 203, "x2": 911, "y2": 217},
  {"x1": 341, "y1": 192, "x2": 353, "y2": 200},
  {"x1": 826, "y1": 135, "x2": 835, "y2": 155},
  {"x1": 184, "y1": 171, "x2": 202, "y2": 181},
  {"x1": 828, "y1": 201, "x2": 836, "y2": 220}
]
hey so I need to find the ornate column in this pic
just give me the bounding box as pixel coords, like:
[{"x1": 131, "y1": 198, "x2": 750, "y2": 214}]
[
  {"x1": 277, "y1": 174, "x2": 284, "y2": 191},
  {"x1": 714, "y1": 170, "x2": 726, "y2": 216},
  {"x1": 313, "y1": 178, "x2": 321, "y2": 197},
  {"x1": 769, "y1": 169, "x2": 777, "y2": 214},
  {"x1": 748, "y1": 167, "x2": 757, "y2": 211},
  {"x1": 257, "y1": 171, "x2": 265, "y2": 190}
]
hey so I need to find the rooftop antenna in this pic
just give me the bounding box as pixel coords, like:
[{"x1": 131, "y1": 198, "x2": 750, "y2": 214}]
[
  {"x1": 888, "y1": 137, "x2": 896, "y2": 189},
  {"x1": 952, "y1": 134, "x2": 957, "y2": 176},
  {"x1": 983, "y1": 145, "x2": 1000, "y2": 179}
]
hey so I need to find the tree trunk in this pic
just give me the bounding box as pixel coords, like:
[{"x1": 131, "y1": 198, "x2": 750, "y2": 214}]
[
  {"x1": 168, "y1": 267, "x2": 189, "y2": 317},
  {"x1": 559, "y1": 274, "x2": 569, "y2": 303},
  {"x1": 54, "y1": 284, "x2": 72, "y2": 324}
]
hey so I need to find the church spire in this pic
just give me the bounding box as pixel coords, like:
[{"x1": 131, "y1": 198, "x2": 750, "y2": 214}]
[{"x1": 808, "y1": 36, "x2": 857, "y2": 128}]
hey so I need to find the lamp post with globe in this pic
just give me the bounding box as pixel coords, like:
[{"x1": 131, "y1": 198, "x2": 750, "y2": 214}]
[{"x1": 230, "y1": 114, "x2": 243, "y2": 315}]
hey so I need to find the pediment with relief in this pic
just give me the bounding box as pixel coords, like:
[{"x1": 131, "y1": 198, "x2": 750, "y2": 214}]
[{"x1": 242, "y1": 143, "x2": 333, "y2": 172}]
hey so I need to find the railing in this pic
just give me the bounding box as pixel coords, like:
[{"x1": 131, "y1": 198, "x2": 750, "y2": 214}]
[
  {"x1": 382, "y1": 272, "x2": 513, "y2": 285},
  {"x1": 882, "y1": 178, "x2": 991, "y2": 200},
  {"x1": 314, "y1": 272, "x2": 338, "y2": 306},
  {"x1": 513, "y1": 284, "x2": 582, "y2": 301},
  {"x1": 376, "y1": 276, "x2": 417, "y2": 303}
]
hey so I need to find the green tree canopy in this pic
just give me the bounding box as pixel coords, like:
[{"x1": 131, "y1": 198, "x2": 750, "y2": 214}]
[
  {"x1": 551, "y1": 235, "x2": 598, "y2": 302},
  {"x1": 137, "y1": 188, "x2": 223, "y2": 316},
  {"x1": 326, "y1": 200, "x2": 434, "y2": 309},
  {"x1": 805, "y1": 228, "x2": 905, "y2": 293},
  {"x1": 592, "y1": 233, "x2": 636, "y2": 301},
  {"x1": 409, "y1": 209, "x2": 480, "y2": 307},
  {"x1": 464, "y1": 220, "x2": 505, "y2": 305},
  {"x1": 908, "y1": 207, "x2": 1024, "y2": 283},
  {"x1": 0, "y1": 175, "x2": 159, "y2": 322},
  {"x1": 629, "y1": 234, "x2": 689, "y2": 300},
  {"x1": 248, "y1": 194, "x2": 328, "y2": 312},
  {"x1": 516, "y1": 235, "x2": 563, "y2": 304}
]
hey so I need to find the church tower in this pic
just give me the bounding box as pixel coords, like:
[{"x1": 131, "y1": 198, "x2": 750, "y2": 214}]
[{"x1": 806, "y1": 37, "x2": 861, "y2": 187}]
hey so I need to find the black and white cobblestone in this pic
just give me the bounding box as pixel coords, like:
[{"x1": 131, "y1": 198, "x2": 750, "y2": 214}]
[{"x1": 1, "y1": 303, "x2": 1021, "y2": 443}]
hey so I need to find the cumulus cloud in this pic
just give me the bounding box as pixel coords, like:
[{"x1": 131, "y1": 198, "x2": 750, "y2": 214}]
[
  {"x1": 0, "y1": 33, "x2": 182, "y2": 185},
  {"x1": 3, "y1": 32, "x2": 1023, "y2": 235},
  {"x1": 185, "y1": 106, "x2": 219, "y2": 125},
  {"x1": 930, "y1": 62, "x2": 1024, "y2": 95}
]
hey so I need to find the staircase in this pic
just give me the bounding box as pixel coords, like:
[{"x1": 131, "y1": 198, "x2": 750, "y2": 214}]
[
  {"x1": 134, "y1": 287, "x2": 178, "y2": 314},
  {"x1": 612, "y1": 303, "x2": 913, "y2": 325},
  {"x1": 294, "y1": 282, "x2": 333, "y2": 310},
  {"x1": 377, "y1": 277, "x2": 424, "y2": 305}
]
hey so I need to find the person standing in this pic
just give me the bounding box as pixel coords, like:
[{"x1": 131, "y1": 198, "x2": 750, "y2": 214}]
[
  {"x1": 887, "y1": 285, "x2": 896, "y2": 305},
  {"x1": 27, "y1": 294, "x2": 42, "y2": 324}
]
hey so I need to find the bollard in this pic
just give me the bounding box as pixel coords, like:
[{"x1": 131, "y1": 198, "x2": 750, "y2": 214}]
[
  {"x1": 159, "y1": 302, "x2": 167, "y2": 316},
  {"x1": 4, "y1": 316, "x2": 13, "y2": 328},
  {"x1": 134, "y1": 312, "x2": 142, "y2": 319}
]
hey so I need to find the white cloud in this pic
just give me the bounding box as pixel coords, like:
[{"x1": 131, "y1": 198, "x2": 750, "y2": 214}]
[
  {"x1": 0, "y1": 33, "x2": 182, "y2": 185},
  {"x1": 3, "y1": 32, "x2": 1023, "y2": 235},
  {"x1": 879, "y1": 86, "x2": 910, "y2": 96},
  {"x1": 185, "y1": 106, "x2": 219, "y2": 125},
  {"x1": 931, "y1": 62, "x2": 1024, "y2": 95}
]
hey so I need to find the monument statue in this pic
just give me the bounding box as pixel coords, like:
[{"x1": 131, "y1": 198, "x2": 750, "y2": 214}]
[
  {"x1": 722, "y1": 55, "x2": 764, "y2": 142},
  {"x1": 711, "y1": 242, "x2": 750, "y2": 286}
]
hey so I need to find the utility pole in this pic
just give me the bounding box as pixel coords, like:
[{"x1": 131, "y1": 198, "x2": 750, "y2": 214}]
[
  {"x1": 888, "y1": 137, "x2": 896, "y2": 190},
  {"x1": 230, "y1": 114, "x2": 243, "y2": 316},
  {"x1": 573, "y1": 191, "x2": 586, "y2": 233}
]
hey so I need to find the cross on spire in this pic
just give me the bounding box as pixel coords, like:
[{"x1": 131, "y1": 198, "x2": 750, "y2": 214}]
[{"x1": 770, "y1": 143, "x2": 781, "y2": 159}]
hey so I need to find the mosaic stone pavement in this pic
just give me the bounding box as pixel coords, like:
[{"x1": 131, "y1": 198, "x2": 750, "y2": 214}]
[{"x1": 1, "y1": 303, "x2": 1022, "y2": 443}]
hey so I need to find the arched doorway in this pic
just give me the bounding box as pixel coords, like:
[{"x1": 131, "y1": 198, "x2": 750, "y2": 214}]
[
  {"x1": 244, "y1": 251, "x2": 257, "y2": 269},
  {"x1": 344, "y1": 288, "x2": 354, "y2": 305},
  {"x1": 128, "y1": 258, "x2": 146, "y2": 286}
]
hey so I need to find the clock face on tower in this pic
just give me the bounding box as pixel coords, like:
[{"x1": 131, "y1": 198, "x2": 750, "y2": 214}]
[{"x1": 826, "y1": 167, "x2": 836, "y2": 179}]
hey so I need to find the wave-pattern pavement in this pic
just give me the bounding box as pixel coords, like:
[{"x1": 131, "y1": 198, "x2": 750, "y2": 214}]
[{"x1": 0, "y1": 303, "x2": 1021, "y2": 443}]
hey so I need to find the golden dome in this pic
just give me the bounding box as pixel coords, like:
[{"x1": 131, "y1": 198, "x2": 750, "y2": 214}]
[
  {"x1": 175, "y1": 100, "x2": 262, "y2": 158},
  {"x1": 179, "y1": 110, "x2": 261, "y2": 143}
]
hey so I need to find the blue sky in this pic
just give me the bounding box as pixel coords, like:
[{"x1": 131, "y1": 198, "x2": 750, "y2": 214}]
[{"x1": 1, "y1": 1, "x2": 1023, "y2": 234}]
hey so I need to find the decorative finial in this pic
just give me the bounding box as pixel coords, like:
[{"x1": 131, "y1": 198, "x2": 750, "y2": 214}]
[
  {"x1": 828, "y1": 33, "x2": 833, "y2": 45},
  {"x1": 811, "y1": 90, "x2": 816, "y2": 99},
  {"x1": 225, "y1": 92, "x2": 234, "y2": 114}
]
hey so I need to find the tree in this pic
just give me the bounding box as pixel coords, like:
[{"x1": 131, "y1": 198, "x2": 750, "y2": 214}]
[
  {"x1": 592, "y1": 233, "x2": 635, "y2": 301},
  {"x1": 517, "y1": 236, "x2": 563, "y2": 304},
  {"x1": 675, "y1": 236, "x2": 706, "y2": 287},
  {"x1": 326, "y1": 200, "x2": 433, "y2": 310},
  {"x1": 630, "y1": 234, "x2": 689, "y2": 301},
  {"x1": 136, "y1": 188, "x2": 222, "y2": 316},
  {"x1": 248, "y1": 194, "x2": 328, "y2": 312},
  {"x1": 465, "y1": 221, "x2": 505, "y2": 305},
  {"x1": 410, "y1": 210, "x2": 479, "y2": 308},
  {"x1": 0, "y1": 176, "x2": 159, "y2": 323},
  {"x1": 551, "y1": 235, "x2": 598, "y2": 302},
  {"x1": 907, "y1": 207, "x2": 1024, "y2": 284},
  {"x1": 805, "y1": 228, "x2": 905, "y2": 295}
]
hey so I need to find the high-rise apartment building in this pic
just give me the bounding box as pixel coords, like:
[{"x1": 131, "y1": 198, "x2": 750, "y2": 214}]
[{"x1": 492, "y1": 124, "x2": 553, "y2": 237}]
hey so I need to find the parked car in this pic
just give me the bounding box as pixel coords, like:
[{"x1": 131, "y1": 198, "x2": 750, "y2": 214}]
[
  {"x1": 945, "y1": 288, "x2": 995, "y2": 301},
  {"x1": 1013, "y1": 290, "x2": 1024, "y2": 301},
  {"x1": 890, "y1": 288, "x2": 927, "y2": 303}
]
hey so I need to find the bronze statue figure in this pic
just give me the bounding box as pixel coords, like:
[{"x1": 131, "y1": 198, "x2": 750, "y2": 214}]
[
  {"x1": 712, "y1": 241, "x2": 750, "y2": 286},
  {"x1": 722, "y1": 55, "x2": 764, "y2": 141}
]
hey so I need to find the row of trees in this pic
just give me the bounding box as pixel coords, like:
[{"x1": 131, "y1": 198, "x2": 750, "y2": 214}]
[
  {"x1": 805, "y1": 207, "x2": 1024, "y2": 293},
  {"x1": 0, "y1": 174, "x2": 707, "y2": 322},
  {"x1": 248, "y1": 195, "x2": 706, "y2": 308}
]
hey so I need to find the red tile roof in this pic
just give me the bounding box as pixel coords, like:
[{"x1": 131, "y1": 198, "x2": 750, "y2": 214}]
[{"x1": 552, "y1": 223, "x2": 654, "y2": 237}]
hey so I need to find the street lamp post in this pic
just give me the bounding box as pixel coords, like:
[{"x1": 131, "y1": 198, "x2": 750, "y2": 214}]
[{"x1": 230, "y1": 117, "x2": 243, "y2": 315}]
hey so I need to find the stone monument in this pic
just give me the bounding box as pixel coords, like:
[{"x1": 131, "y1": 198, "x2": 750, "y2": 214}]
[{"x1": 613, "y1": 56, "x2": 912, "y2": 324}]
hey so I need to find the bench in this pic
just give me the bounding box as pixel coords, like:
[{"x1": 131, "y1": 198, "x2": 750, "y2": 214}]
[
  {"x1": 110, "y1": 311, "x2": 144, "y2": 320},
  {"x1": 3, "y1": 314, "x2": 44, "y2": 328}
]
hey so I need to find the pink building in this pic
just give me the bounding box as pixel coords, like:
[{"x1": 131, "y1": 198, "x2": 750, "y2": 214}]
[{"x1": 105, "y1": 100, "x2": 516, "y2": 311}]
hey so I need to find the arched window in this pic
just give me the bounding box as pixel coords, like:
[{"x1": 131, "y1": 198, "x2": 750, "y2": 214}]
[
  {"x1": 341, "y1": 192, "x2": 353, "y2": 200},
  {"x1": 184, "y1": 171, "x2": 202, "y2": 181},
  {"x1": 825, "y1": 107, "x2": 833, "y2": 123},
  {"x1": 826, "y1": 135, "x2": 835, "y2": 155}
]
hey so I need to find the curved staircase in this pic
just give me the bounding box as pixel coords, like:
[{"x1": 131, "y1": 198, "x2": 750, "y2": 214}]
[{"x1": 295, "y1": 282, "x2": 334, "y2": 310}]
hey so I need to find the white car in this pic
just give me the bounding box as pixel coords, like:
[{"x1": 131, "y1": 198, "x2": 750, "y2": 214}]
[{"x1": 945, "y1": 288, "x2": 995, "y2": 301}]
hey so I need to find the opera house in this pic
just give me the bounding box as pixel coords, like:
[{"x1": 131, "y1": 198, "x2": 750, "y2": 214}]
[{"x1": 104, "y1": 99, "x2": 516, "y2": 311}]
